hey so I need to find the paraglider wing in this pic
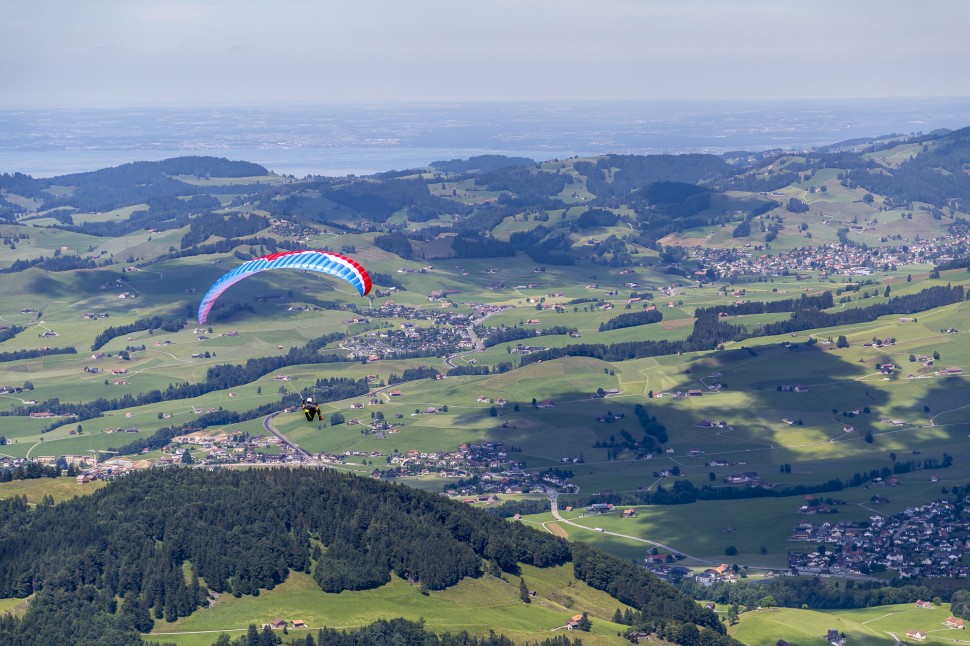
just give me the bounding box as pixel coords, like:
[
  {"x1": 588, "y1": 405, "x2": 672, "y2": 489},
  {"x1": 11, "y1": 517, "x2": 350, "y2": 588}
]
[{"x1": 197, "y1": 250, "x2": 372, "y2": 323}]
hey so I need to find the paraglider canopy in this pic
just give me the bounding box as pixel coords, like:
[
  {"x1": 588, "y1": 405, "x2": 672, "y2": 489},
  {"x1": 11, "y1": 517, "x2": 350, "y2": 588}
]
[{"x1": 197, "y1": 250, "x2": 372, "y2": 324}]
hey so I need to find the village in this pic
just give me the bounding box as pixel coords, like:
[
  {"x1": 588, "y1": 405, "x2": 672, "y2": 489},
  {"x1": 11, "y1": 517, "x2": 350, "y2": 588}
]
[
  {"x1": 4, "y1": 424, "x2": 582, "y2": 502},
  {"x1": 688, "y1": 227, "x2": 970, "y2": 282},
  {"x1": 339, "y1": 301, "x2": 512, "y2": 360},
  {"x1": 787, "y1": 495, "x2": 970, "y2": 580}
]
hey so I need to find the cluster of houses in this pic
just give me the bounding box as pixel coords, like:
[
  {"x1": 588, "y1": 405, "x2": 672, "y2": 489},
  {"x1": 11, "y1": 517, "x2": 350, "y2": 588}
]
[
  {"x1": 788, "y1": 497, "x2": 970, "y2": 578},
  {"x1": 688, "y1": 236, "x2": 963, "y2": 280},
  {"x1": 340, "y1": 301, "x2": 507, "y2": 360},
  {"x1": 28, "y1": 453, "x2": 137, "y2": 482},
  {"x1": 687, "y1": 563, "x2": 740, "y2": 586},
  {"x1": 260, "y1": 618, "x2": 307, "y2": 631},
  {"x1": 163, "y1": 430, "x2": 297, "y2": 466}
]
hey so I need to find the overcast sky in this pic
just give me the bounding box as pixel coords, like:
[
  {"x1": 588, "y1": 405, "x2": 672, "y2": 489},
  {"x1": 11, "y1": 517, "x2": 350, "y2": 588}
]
[{"x1": 4, "y1": 0, "x2": 969, "y2": 107}]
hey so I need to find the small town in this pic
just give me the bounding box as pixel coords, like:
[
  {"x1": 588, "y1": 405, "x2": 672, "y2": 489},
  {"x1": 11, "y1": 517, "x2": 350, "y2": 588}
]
[
  {"x1": 689, "y1": 224, "x2": 970, "y2": 282},
  {"x1": 786, "y1": 496, "x2": 970, "y2": 579}
]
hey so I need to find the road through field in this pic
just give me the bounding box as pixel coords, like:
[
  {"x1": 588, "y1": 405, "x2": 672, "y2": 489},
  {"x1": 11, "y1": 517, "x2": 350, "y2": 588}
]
[{"x1": 544, "y1": 488, "x2": 717, "y2": 567}]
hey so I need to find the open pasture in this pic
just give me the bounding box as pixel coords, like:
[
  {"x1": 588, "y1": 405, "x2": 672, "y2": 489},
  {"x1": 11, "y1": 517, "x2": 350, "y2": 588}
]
[
  {"x1": 729, "y1": 606, "x2": 889, "y2": 646},
  {"x1": 0, "y1": 476, "x2": 106, "y2": 504},
  {"x1": 148, "y1": 568, "x2": 629, "y2": 646},
  {"x1": 729, "y1": 603, "x2": 964, "y2": 646}
]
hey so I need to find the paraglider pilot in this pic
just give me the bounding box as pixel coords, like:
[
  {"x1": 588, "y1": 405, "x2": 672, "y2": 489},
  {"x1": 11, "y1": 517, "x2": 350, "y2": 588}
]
[{"x1": 303, "y1": 397, "x2": 323, "y2": 422}]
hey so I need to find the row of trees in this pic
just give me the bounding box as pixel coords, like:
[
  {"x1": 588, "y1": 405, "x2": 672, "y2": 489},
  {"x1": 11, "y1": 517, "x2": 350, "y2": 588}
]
[
  {"x1": 91, "y1": 315, "x2": 187, "y2": 351},
  {"x1": 598, "y1": 309, "x2": 663, "y2": 332},
  {"x1": 0, "y1": 346, "x2": 76, "y2": 363}
]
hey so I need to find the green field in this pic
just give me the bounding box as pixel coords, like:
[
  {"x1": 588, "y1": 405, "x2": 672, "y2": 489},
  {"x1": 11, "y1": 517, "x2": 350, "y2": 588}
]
[
  {"x1": 147, "y1": 567, "x2": 630, "y2": 646},
  {"x1": 729, "y1": 603, "x2": 965, "y2": 645},
  {"x1": 0, "y1": 475, "x2": 106, "y2": 504}
]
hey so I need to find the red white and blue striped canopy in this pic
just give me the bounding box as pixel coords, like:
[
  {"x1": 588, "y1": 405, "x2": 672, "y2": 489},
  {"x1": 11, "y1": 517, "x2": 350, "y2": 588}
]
[{"x1": 197, "y1": 250, "x2": 371, "y2": 323}]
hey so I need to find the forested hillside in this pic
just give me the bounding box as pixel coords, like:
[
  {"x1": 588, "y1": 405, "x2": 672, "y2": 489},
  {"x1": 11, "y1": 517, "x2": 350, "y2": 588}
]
[{"x1": 0, "y1": 468, "x2": 735, "y2": 646}]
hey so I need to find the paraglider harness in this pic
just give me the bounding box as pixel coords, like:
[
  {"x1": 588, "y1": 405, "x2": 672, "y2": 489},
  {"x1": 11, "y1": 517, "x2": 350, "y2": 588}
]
[{"x1": 303, "y1": 399, "x2": 323, "y2": 422}]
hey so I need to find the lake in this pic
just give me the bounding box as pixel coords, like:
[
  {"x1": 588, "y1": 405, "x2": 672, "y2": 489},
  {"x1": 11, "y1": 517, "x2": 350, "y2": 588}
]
[{"x1": 2, "y1": 98, "x2": 970, "y2": 178}]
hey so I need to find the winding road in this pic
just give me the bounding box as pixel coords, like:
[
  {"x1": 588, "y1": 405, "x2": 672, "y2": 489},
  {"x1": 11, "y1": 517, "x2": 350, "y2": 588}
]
[
  {"x1": 262, "y1": 411, "x2": 317, "y2": 463},
  {"x1": 544, "y1": 488, "x2": 717, "y2": 566}
]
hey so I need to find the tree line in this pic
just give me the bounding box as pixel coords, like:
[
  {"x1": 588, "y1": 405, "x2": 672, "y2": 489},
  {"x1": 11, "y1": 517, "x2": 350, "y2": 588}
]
[
  {"x1": 598, "y1": 309, "x2": 663, "y2": 332},
  {"x1": 478, "y1": 324, "x2": 578, "y2": 348},
  {"x1": 91, "y1": 315, "x2": 187, "y2": 351},
  {"x1": 0, "y1": 254, "x2": 101, "y2": 274},
  {"x1": 205, "y1": 618, "x2": 584, "y2": 646},
  {"x1": 0, "y1": 346, "x2": 76, "y2": 363}
]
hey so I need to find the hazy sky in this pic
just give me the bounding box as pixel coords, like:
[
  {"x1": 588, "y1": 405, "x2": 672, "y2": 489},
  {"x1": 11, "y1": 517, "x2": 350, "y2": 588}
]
[{"x1": 4, "y1": 0, "x2": 969, "y2": 107}]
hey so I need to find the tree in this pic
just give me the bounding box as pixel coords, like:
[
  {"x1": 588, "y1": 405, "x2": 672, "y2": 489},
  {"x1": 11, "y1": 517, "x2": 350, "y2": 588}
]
[
  {"x1": 836, "y1": 335, "x2": 849, "y2": 348},
  {"x1": 727, "y1": 604, "x2": 740, "y2": 625},
  {"x1": 329, "y1": 412, "x2": 345, "y2": 426},
  {"x1": 725, "y1": 546, "x2": 738, "y2": 556},
  {"x1": 786, "y1": 197, "x2": 809, "y2": 213},
  {"x1": 519, "y1": 576, "x2": 531, "y2": 603},
  {"x1": 575, "y1": 612, "x2": 592, "y2": 632},
  {"x1": 731, "y1": 220, "x2": 751, "y2": 238}
]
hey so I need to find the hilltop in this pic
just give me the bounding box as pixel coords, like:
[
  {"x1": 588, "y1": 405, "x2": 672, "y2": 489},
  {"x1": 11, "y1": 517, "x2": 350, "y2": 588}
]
[{"x1": 0, "y1": 467, "x2": 731, "y2": 646}]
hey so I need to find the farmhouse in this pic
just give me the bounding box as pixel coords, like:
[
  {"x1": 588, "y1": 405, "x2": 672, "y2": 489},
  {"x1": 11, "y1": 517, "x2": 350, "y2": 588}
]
[
  {"x1": 566, "y1": 614, "x2": 584, "y2": 630},
  {"x1": 724, "y1": 472, "x2": 759, "y2": 484}
]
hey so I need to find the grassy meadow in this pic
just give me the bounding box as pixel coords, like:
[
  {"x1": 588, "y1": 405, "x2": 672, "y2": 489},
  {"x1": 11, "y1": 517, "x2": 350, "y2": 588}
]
[
  {"x1": 146, "y1": 567, "x2": 630, "y2": 646},
  {"x1": 729, "y1": 602, "x2": 967, "y2": 646}
]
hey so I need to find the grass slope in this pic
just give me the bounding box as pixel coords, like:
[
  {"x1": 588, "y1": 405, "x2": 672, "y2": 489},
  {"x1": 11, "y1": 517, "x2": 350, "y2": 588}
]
[
  {"x1": 730, "y1": 603, "x2": 962, "y2": 645},
  {"x1": 148, "y1": 567, "x2": 630, "y2": 646}
]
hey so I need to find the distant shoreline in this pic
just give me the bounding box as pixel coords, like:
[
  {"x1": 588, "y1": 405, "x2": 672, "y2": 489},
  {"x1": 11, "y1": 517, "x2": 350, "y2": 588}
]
[{"x1": 3, "y1": 98, "x2": 970, "y2": 178}]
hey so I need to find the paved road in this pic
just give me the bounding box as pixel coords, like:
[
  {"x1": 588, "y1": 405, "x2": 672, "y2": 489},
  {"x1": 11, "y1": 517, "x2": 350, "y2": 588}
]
[
  {"x1": 263, "y1": 411, "x2": 317, "y2": 464},
  {"x1": 544, "y1": 489, "x2": 717, "y2": 567},
  {"x1": 444, "y1": 309, "x2": 498, "y2": 368}
]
